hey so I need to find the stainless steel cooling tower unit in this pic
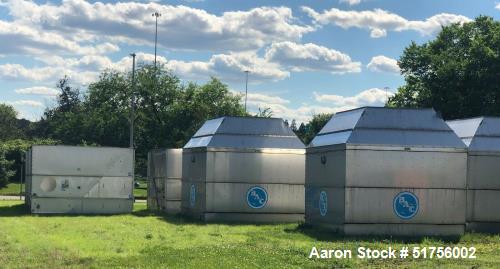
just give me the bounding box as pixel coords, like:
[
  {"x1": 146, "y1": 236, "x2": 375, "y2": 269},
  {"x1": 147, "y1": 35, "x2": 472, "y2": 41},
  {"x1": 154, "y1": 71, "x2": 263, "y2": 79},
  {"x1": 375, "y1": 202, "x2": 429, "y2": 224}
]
[
  {"x1": 25, "y1": 145, "x2": 134, "y2": 214},
  {"x1": 147, "y1": 148, "x2": 183, "y2": 214},
  {"x1": 182, "y1": 116, "x2": 305, "y2": 222},
  {"x1": 306, "y1": 107, "x2": 468, "y2": 236},
  {"x1": 447, "y1": 117, "x2": 500, "y2": 233}
]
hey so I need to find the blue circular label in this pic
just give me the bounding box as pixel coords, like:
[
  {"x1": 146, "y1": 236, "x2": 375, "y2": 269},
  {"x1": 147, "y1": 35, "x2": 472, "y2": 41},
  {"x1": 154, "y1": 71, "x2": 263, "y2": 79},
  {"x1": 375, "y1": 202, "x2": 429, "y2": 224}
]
[
  {"x1": 393, "y1": 191, "x2": 419, "y2": 220},
  {"x1": 319, "y1": 191, "x2": 328, "y2": 217},
  {"x1": 246, "y1": 186, "x2": 268, "y2": 209},
  {"x1": 189, "y1": 184, "x2": 196, "y2": 207}
]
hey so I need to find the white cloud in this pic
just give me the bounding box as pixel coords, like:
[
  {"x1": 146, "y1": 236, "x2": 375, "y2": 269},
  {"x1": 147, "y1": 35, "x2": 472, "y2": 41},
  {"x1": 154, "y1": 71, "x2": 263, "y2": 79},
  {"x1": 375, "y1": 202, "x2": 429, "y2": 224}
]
[
  {"x1": 0, "y1": 20, "x2": 119, "y2": 56},
  {"x1": 5, "y1": 0, "x2": 313, "y2": 52},
  {"x1": 0, "y1": 63, "x2": 99, "y2": 85},
  {"x1": 302, "y1": 7, "x2": 471, "y2": 37},
  {"x1": 370, "y1": 28, "x2": 387, "y2": 38},
  {"x1": 265, "y1": 41, "x2": 361, "y2": 74},
  {"x1": 165, "y1": 52, "x2": 289, "y2": 82},
  {"x1": 340, "y1": 0, "x2": 362, "y2": 6},
  {"x1": 366, "y1": 55, "x2": 400, "y2": 74},
  {"x1": 496, "y1": 3, "x2": 500, "y2": 10},
  {"x1": 15, "y1": 86, "x2": 59, "y2": 96},
  {"x1": 6, "y1": 100, "x2": 44, "y2": 108},
  {"x1": 313, "y1": 88, "x2": 393, "y2": 108}
]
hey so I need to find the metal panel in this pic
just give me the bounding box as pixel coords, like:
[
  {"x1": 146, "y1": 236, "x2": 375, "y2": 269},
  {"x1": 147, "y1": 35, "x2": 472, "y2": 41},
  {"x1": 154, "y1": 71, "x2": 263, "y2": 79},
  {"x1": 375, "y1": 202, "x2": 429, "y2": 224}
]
[
  {"x1": 203, "y1": 213, "x2": 304, "y2": 223},
  {"x1": 318, "y1": 109, "x2": 363, "y2": 134},
  {"x1": 347, "y1": 129, "x2": 466, "y2": 148},
  {"x1": 311, "y1": 107, "x2": 465, "y2": 149},
  {"x1": 165, "y1": 179, "x2": 182, "y2": 201},
  {"x1": 181, "y1": 181, "x2": 206, "y2": 219},
  {"x1": 204, "y1": 183, "x2": 304, "y2": 213},
  {"x1": 448, "y1": 117, "x2": 500, "y2": 151},
  {"x1": 150, "y1": 149, "x2": 182, "y2": 178},
  {"x1": 30, "y1": 146, "x2": 133, "y2": 177},
  {"x1": 346, "y1": 149, "x2": 467, "y2": 188},
  {"x1": 205, "y1": 151, "x2": 305, "y2": 184},
  {"x1": 305, "y1": 187, "x2": 345, "y2": 225},
  {"x1": 30, "y1": 175, "x2": 133, "y2": 199},
  {"x1": 344, "y1": 188, "x2": 466, "y2": 224},
  {"x1": 306, "y1": 149, "x2": 346, "y2": 188},
  {"x1": 184, "y1": 117, "x2": 304, "y2": 149},
  {"x1": 468, "y1": 154, "x2": 500, "y2": 189},
  {"x1": 182, "y1": 150, "x2": 207, "y2": 182},
  {"x1": 30, "y1": 198, "x2": 133, "y2": 214},
  {"x1": 467, "y1": 190, "x2": 500, "y2": 222},
  {"x1": 343, "y1": 224, "x2": 464, "y2": 237}
]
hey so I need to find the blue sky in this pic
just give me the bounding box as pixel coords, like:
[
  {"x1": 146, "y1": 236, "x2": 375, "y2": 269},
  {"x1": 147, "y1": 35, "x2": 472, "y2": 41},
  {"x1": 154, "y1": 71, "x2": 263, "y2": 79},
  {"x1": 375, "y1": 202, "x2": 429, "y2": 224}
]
[{"x1": 0, "y1": 0, "x2": 499, "y2": 122}]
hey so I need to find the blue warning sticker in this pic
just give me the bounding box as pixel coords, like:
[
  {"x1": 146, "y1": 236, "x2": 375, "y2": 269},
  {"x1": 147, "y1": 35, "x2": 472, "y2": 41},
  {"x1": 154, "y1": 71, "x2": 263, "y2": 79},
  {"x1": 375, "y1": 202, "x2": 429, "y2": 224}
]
[
  {"x1": 189, "y1": 184, "x2": 196, "y2": 207},
  {"x1": 319, "y1": 191, "x2": 328, "y2": 217},
  {"x1": 246, "y1": 186, "x2": 268, "y2": 209},
  {"x1": 393, "y1": 191, "x2": 419, "y2": 220}
]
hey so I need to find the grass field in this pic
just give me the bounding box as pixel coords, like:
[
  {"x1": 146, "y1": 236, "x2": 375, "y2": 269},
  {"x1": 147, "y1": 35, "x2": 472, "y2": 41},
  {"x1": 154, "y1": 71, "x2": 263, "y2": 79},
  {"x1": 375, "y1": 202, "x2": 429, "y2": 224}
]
[
  {"x1": 0, "y1": 201, "x2": 499, "y2": 269},
  {"x1": 0, "y1": 183, "x2": 23, "y2": 196}
]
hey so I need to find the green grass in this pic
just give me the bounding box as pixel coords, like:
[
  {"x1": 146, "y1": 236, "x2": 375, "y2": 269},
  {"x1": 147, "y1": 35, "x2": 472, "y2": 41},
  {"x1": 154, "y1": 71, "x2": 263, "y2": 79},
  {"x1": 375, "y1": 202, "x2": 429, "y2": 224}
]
[
  {"x1": 0, "y1": 183, "x2": 23, "y2": 196},
  {"x1": 0, "y1": 200, "x2": 499, "y2": 269},
  {"x1": 134, "y1": 181, "x2": 147, "y2": 199}
]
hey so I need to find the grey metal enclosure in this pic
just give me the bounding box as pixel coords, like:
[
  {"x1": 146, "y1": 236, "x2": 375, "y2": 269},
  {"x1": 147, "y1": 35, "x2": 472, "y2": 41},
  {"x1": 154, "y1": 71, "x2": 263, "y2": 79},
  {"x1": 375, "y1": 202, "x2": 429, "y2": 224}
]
[
  {"x1": 147, "y1": 148, "x2": 182, "y2": 214},
  {"x1": 25, "y1": 145, "x2": 134, "y2": 214},
  {"x1": 447, "y1": 117, "x2": 500, "y2": 233},
  {"x1": 182, "y1": 116, "x2": 305, "y2": 223},
  {"x1": 306, "y1": 107, "x2": 467, "y2": 236}
]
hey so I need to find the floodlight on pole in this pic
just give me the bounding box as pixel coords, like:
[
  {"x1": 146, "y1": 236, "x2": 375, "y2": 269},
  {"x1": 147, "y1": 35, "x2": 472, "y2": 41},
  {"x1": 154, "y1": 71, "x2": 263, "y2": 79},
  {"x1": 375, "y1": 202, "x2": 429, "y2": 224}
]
[
  {"x1": 244, "y1": 70, "x2": 250, "y2": 113},
  {"x1": 384, "y1": 86, "x2": 390, "y2": 105},
  {"x1": 152, "y1": 12, "x2": 161, "y2": 67}
]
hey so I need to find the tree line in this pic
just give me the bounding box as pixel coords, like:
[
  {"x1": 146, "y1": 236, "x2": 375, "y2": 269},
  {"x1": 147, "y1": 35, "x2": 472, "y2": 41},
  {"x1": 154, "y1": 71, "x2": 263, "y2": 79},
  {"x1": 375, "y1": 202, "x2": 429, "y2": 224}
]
[{"x1": 1, "y1": 16, "x2": 499, "y2": 187}]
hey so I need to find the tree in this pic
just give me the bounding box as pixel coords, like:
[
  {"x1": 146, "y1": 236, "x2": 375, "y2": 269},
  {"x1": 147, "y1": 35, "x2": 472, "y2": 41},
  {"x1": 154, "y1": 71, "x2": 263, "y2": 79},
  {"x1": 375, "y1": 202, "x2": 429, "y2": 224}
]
[
  {"x1": 255, "y1": 107, "x2": 273, "y2": 118},
  {"x1": 389, "y1": 16, "x2": 500, "y2": 119},
  {"x1": 81, "y1": 65, "x2": 245, "y2": 175},
  {"x1": 294, "y1": 113, "x2": 333, "y2": 145},
  {"x1": 0, "y1": 104, "x2": 22, "y2": 141},
  {"x1": 39, "y1": 77, "x2": 85, "y2": 144}
]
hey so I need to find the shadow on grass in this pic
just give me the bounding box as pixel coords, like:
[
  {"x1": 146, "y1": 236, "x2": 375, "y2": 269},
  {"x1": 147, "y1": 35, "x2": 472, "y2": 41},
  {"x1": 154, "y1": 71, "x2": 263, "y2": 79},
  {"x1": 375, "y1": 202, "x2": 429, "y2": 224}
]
[
  {"x1": 0, "y1": 203, "x2": 30, "y2": 216},
  {"x1": 286, "y1": 222, "x2": 462, "y2": 244}
]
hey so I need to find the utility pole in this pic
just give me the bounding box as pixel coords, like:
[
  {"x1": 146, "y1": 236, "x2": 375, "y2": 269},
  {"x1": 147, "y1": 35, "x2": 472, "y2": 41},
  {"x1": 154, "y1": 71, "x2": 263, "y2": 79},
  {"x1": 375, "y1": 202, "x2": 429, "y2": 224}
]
[
  {"x1": 244, "y1": 70, "x2": 250, "y2": 113},
  {"x1": 152, "y1": 12, "x2": 161, "y2": 67},
  {"x1": 130, "y1": 53, "x2": 136, "y2": 149}
]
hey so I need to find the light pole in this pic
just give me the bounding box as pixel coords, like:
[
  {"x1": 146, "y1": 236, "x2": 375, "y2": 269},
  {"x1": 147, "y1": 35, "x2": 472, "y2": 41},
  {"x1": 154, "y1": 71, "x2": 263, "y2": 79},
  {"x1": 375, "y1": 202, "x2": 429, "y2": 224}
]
[
  {"x1": 130, "y1": 53, "x2": 136, "y2": 149},
  {"x1": 244, "y1": 70, "x2": 250, "y2": 113},
  {"x1": 152, "y1": 12, "x2": 161, "y2": 67}
]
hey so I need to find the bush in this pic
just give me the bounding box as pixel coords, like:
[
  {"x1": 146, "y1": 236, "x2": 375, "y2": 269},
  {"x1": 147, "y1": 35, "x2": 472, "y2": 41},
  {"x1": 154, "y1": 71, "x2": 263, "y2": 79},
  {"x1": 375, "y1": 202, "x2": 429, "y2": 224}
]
[{"x1": 0, "y1": 139, "x2": 59, "y2": 187}]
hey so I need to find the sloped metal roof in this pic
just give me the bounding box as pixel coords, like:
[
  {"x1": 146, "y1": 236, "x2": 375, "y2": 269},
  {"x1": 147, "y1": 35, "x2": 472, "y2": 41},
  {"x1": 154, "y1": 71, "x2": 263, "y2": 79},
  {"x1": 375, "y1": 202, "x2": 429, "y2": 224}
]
[
  {"x1": 447, "y1": 117, "x2": 500, "y2": 151},
  {"x1": 310, "y1": 107, "x2": 466, "y2": 148},
  {"x1": 184, "y1": 117, "x2": 305, "y2": 149}
]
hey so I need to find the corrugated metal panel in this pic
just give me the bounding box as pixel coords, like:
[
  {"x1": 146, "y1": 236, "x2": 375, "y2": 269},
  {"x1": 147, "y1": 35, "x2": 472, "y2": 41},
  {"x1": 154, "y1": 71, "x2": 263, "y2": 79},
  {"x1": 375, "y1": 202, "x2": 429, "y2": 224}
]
[
  {"x1": 185, "y1": 117, "x2": 304, "y2": 149},
  {"x1": 311, "y1": 107, "x2": 466, "y2": 148}
]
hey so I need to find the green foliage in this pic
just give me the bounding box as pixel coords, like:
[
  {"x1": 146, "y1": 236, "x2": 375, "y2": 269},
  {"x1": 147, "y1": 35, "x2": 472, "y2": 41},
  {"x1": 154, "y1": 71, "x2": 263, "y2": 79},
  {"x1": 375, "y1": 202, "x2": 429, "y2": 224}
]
[
  {"x1": 389, "y1": 16, "x2": 500, "y2": 119},
  {"x1": 0, "y1": 139, "x2": 59, "y2": 186},
  {"x1": 38, "y1": 64, "x2": 245, "y2": 176},
  {"x1": 294, "y1": 113, "x2": 333, "y2": 145},
  {"x1": 0, "y1": 104, "x2": 22, "y2": 141}
]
